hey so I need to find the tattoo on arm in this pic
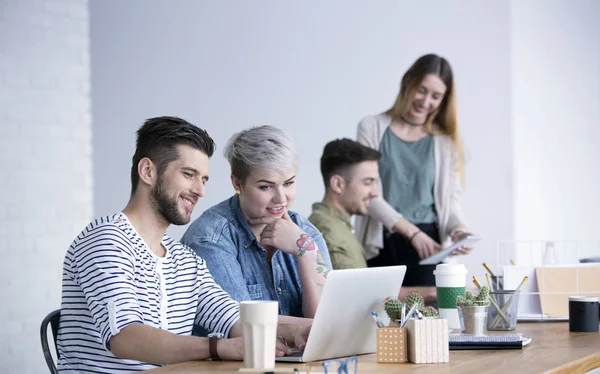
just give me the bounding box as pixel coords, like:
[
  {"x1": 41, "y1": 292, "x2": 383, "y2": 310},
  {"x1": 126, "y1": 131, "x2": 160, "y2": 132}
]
[
  {"x1": 296, "y1": 234, "x2": 316, "y2": 257},
  {"x1": 296, "y1": 234, "x2": 330, "y2": 280},
  {"x1": 315, "y1": 251, "x2": 330, "y2": 279}
]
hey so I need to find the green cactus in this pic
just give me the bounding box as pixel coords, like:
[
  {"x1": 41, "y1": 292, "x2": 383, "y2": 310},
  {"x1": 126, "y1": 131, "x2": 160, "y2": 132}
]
[
  {"x1": 421, "y1": 306, "x2": 439, "y2": 318},
  {"x1": 404, "y1": 293, "x2": 424, "y2": 310},
  {"x1": 384, "y1": 298, "x2": 402, "y2": 320},
  {"x1": 456, "y1": 286, "x2": 490, "y2": 307},
  {"x1": 473, "y1": 286, "x2": 490, "y2": 306}
]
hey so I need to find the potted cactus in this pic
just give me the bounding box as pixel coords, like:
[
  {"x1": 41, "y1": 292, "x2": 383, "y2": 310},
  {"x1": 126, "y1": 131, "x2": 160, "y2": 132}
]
[
  {"x1": 456, "y1": 286, "x2": 490, "y2": 335},
  {"x1": 384, "y1": 293, "x2": 439, "y2": 327}
]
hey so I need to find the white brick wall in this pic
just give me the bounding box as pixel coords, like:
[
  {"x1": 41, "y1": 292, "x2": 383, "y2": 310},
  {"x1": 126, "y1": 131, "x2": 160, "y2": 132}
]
[{"x1": 0, "y1": 1, "x2": 92, "y2": 373}]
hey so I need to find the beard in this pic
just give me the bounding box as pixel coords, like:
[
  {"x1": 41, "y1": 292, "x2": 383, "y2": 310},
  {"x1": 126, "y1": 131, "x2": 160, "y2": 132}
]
[
  {"x1": 151, "y1": 175, "x2": 189, "y2": 226},
  {"x1": 347, "y1": 198, "x2": 370, "y2": 216}
]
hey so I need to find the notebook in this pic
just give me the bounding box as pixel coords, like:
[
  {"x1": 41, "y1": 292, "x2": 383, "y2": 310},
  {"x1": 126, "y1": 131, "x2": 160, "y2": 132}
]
[
  {"x1": 276, "y1": 266, "x2": 407, "y2": 362},
  {"x1": 449, "y1": 333, "x2": 532, "y2": 350}
]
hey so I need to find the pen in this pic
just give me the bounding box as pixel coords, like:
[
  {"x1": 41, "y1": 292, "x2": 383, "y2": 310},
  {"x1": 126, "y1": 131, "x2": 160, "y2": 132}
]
[
  {"x1": 415, "y1": 309, "x2": 424, "y2": 320},
  {"x1": 401, "y1": 303, "x2": 406, "y2": 327},
  {"x1": 375, "y1": 311, "x2": 385, "y2": 328},
  {"x1": 401, "y1": 303, "x2": 419, "y2": 327},
  {"x1": 371, "y1": 310, "x2": 384, "y2": 328}
]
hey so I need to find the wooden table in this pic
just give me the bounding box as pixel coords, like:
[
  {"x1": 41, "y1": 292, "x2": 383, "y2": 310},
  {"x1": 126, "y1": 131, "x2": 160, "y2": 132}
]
[{"x1": 147, "y1": 323, "x2": 600, "y2": 374}]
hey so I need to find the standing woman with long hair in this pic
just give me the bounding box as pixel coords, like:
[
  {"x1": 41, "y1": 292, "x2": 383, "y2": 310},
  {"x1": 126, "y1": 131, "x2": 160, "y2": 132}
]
[{"x1": 354, "y1": 54, "x2": 476, "y2": 289}]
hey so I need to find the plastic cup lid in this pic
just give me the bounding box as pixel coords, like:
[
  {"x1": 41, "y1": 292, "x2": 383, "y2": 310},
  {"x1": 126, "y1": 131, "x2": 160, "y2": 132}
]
[
  {"x1": 569, "y1": 296, "x2": 599, "y2": 302},
  {"x1": 433, "y1": 263, "x2": 467, "y2": 275}
]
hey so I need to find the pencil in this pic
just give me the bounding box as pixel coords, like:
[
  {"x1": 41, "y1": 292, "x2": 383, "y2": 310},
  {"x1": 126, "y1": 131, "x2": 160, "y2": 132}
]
[
  {"x1": 473, "y1": 276, "x2": 482, "y2": 289},
  {"x1": 485, "y1": 273, "x2": 493, "y2": 289},
  {"x1": 515, "y1": 276, "x2": 529, "y2": 293},
  {"x1": 485, "y1": 273, "x2": 498, "y2": 303},
  {"x1": 510, "y1": 259, "x2": 516, "y2": 266},
  {"x1": 482, "y1": 263, "x2": 496, "y2": 277}
]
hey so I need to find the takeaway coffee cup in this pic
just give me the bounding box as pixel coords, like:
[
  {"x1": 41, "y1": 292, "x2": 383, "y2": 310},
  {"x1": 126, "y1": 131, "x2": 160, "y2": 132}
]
[
  {"x1": 240, "y1": 300, "x2": 279, "y2": 369},
  {"x1": 434, "y1": 264, "x2": 468, "y2": 330},
  {"x1": 569, "y1": 296, "x2": 599, "y2": 332}
]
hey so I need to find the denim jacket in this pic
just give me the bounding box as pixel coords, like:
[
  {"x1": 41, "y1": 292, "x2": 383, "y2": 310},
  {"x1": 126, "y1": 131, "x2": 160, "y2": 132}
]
[{"x1": 181, "y1": 195, "x2": 332, "y2": 317}]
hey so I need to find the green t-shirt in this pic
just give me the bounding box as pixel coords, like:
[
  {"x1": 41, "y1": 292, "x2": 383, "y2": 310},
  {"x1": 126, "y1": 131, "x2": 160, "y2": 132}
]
[
  {"x1": 308, "y1": 203, "x2": 367, "y2": 269},
  {"x1": 379, "y1": 127, "x2": 437, "y2": 224}
]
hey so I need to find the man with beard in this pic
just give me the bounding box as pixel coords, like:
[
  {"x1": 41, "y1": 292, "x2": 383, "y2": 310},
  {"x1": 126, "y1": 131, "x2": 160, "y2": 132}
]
[
  {"x1": 57, "y1": 117, "x2": 306, "y2": 373},
  {"x1": 309, "y1": 139, "x2": 436, "y2": 302}
]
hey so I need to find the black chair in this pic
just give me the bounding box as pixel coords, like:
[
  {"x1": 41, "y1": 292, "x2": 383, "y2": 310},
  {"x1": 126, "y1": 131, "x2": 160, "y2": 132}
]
[{"x1": 40, "y1": 309, "x2": 61, "y2": 374}]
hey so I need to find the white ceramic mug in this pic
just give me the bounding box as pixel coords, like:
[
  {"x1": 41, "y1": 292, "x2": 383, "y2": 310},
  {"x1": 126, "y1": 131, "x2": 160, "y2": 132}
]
[
  {"x1": 434, "y1": 264, "x2": 468, "y2": 330},
  {"x1": 240, "y1": 300, "x2": 279, "y2": 369}
]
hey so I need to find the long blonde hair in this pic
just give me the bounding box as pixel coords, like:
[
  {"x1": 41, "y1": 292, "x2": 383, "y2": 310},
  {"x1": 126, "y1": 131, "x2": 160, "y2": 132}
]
[{"x1": 385, "y1": 54, "x2": 465, "y2": 184}]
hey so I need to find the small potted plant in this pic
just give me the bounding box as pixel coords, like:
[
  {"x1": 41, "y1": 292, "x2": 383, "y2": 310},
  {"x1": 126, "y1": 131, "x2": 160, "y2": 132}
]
[
  {"x1": 456, "y1": 286, "x2": 489, "y2": 335},
  {"x1": 384, "y1": 293, "x2": 439, "y2": 327}
]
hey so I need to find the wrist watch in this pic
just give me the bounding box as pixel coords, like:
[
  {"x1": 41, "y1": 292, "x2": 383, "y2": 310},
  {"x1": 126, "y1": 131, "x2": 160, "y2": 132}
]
[{"x1": 207, "y1": 332, "x2": 224, "y2": 361}]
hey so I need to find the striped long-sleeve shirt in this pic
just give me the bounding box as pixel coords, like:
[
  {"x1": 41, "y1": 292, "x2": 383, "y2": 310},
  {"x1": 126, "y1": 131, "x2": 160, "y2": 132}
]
[{"x1": 57, "y1": 213, "x2": 240, "y2": 373}]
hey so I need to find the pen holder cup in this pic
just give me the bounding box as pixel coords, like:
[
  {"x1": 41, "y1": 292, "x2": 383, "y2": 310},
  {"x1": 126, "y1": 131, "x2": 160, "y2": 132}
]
[
  {"x1": 487, "y1": 291, "x2": 519, "y2": 331},
  {"x1": 405, "y1": 318, "x2": 449, "y2": 364},
  {"x1": 376, "y1": 327, "x2": 407, "y2": 363}
]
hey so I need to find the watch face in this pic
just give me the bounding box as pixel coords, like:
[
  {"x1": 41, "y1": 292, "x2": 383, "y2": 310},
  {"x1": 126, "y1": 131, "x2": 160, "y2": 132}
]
[{"x1": 208, "y1": 333, "x2": 224, "y2": 338}]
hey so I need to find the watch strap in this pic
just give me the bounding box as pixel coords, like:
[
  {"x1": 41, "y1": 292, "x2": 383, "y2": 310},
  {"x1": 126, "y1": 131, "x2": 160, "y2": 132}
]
[{"x1": 209, "y1": 335, "x2": 221, "y2": 361}]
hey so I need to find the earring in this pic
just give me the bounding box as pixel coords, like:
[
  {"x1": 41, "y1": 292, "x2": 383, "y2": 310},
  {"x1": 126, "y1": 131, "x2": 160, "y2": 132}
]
[{"x1": 235, "y1": 189, "x2": 241, "y2": 195}]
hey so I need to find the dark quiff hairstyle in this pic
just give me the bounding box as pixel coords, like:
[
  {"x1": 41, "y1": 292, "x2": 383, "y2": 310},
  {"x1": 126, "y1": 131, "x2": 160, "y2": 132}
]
[
  {"x1": 130, "y1": 116, "x2": 215, "y2": 194},
  {"x1": 320, "y1": 138, "x2": 381, "y2": 189}
]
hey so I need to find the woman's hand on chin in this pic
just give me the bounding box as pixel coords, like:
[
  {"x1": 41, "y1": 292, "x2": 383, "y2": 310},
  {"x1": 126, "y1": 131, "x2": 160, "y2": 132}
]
[{"x1": 249, "y1": 210, "x2": 308, "y2": 255}]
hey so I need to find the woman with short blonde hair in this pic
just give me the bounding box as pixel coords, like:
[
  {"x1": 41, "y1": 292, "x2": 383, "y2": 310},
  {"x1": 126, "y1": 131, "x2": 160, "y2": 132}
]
[{"x1": 183, "y1": 125, "x2": 331, "y2": 324}]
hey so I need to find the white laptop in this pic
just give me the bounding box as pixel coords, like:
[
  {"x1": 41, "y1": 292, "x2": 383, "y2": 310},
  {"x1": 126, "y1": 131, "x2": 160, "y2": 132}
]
[{"x1": 277, "y1": 265, "x2": 407, "y2": 362}]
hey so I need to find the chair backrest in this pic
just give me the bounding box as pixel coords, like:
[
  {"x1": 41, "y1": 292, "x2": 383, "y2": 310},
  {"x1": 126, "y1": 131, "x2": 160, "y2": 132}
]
[{"x1": 40, "y1": 309, "x2": 61, "y2": 374}]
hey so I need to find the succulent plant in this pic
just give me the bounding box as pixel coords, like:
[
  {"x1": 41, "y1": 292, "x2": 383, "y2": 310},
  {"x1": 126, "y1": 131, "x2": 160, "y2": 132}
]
[
  {"x1": 384, "y1": 298, "x2": 402, "y2": 320},
  {"x1": 456, "y1": 286, "x2": 490, "y2": 307}
]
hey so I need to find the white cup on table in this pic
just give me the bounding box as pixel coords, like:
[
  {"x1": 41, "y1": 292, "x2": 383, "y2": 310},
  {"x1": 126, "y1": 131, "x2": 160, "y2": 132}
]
[
  {"x1": 434, "y1": 264, "x2": 468, "y2": 330},
  {"x1": 240, "y1": 300, "x2": 279, "y2": 370}
]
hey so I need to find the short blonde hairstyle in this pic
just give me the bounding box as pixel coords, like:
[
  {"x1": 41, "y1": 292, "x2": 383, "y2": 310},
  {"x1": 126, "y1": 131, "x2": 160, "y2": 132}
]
[{"x1": 224, "y1": 125, "x2": 299, "y2": 183}]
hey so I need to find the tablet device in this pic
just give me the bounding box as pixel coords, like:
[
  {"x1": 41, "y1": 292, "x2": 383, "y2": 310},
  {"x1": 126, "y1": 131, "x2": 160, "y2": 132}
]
[{"x1": 419, "y1": 235, "x2": 481, "y2": 265}]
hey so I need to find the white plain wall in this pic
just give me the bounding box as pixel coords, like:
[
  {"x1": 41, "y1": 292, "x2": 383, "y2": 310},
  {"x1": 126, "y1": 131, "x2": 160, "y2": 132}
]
[
  {"x1": 511, "y1": 0, "x2": 600, "y2": 261},
  {"x1": 0, "y1": 0, "x2": 92, "y2": 372},
  {"x1": 91, "y1": 0, "x2": 512, "y2": 280}
]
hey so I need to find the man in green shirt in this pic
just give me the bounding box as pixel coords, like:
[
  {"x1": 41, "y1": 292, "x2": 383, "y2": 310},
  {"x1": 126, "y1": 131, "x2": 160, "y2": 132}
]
[
  {"x1": 309, "y1": 139, "x2": 437, "y2": 304},
  {"x1": 309, "y1": 139, "x2": 380, "y2": 269}
]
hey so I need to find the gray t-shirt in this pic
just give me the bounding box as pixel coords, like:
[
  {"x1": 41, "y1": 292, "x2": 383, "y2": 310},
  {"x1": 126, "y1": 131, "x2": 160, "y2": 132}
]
[{"x1": 378, "y1": 127, "x2": 437, "y2": 224}]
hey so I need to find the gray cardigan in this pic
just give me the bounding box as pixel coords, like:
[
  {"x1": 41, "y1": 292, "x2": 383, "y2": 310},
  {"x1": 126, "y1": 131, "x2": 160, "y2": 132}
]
[{"x1": 354, "y1": 114, "x2": 468, "y2": 260}]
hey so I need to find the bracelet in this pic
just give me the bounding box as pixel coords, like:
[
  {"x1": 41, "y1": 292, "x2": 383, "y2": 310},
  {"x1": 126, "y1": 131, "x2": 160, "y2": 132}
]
[
  {"x1": 296, "y1": 235, "x2": 314, "y2": 257},
  {"x1": 409, "y1": 230, "x2": 422, "y2": 244}
]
